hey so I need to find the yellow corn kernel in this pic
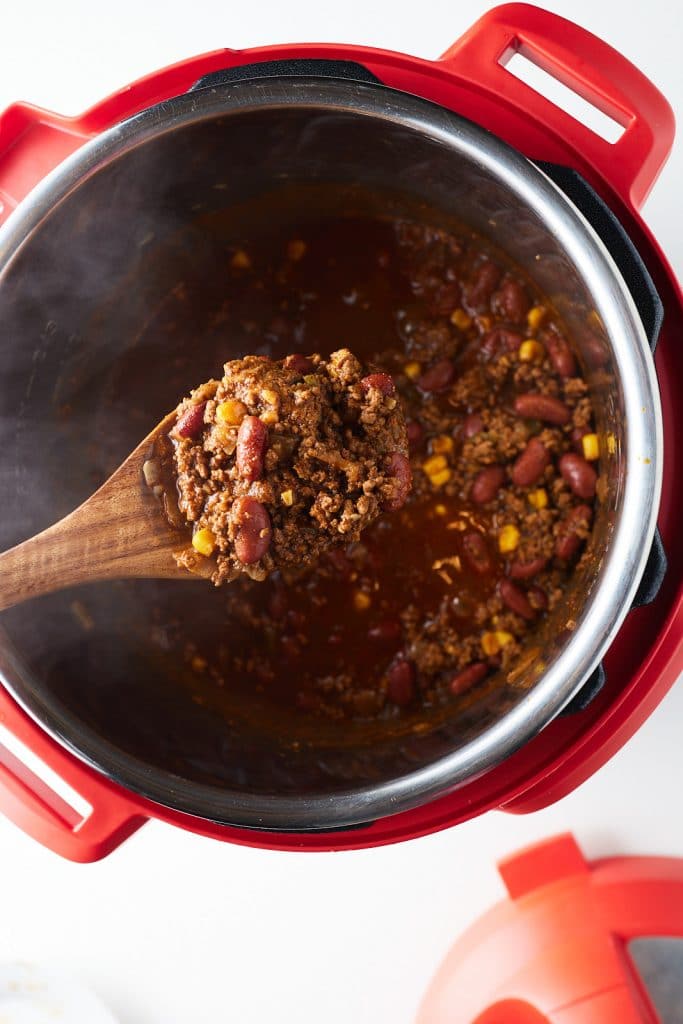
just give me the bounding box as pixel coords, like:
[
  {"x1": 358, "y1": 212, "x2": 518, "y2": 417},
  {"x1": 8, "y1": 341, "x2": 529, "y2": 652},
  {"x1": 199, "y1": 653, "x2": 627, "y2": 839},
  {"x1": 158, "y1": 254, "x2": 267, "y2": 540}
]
[
  {"x1": 262, "y1": 388, "x2": 279, "y2": 405},
  {"x1": 475, "y1": 314, "x2": 493, "y2": 333},
  {"x1": 450, "y1": 308, "x2": 472, "y2": 330},
  {"x1": 422, "y1": 454, "x2": 447, "y2": 476},
  {"x1": 518, "y1": 339, "x2": 545, "y2": 363},
  {"x1": 281, "y1": 489, "x2": 294, "y2": 506},
  {"x1": 434, "y1": 503, "x2": 447, "y2": 516},
  {"x1": 498, "y1": 524, "x2": 520, "y2": 553},
  {"x1": 431, "y1": 434, "x2": 454, "y2": 455},
  {"x1": 606, "y1": 432, "x2": 617, "y2": 455},
  {"x1": 216, "y1": 399, "x2": 247, "y2": 425},
  {"x1": 192, "y1": 527, "x2": 216, "y2": 557},
  {"x1": 287, "y1": 239, "x2": 307, "y2": 262},
  {"x1": 429, "y1": 468, "x2": 452, "y2": 488},
  {"x1": 261, "y1": 408, "x2": 279, "y2": 425},
  {"x1": 527, "y1": 305, "x2": 547, "y2": 332},
  {"x1": 191, "y1": 655, "x2": 207, "y2": 673},
  {"x1": 581, "y1": 433, "x2": 600, "y2": 461},
  {"x1": 481, "y1": 630, "x2": 514, "y2": 656},
  {"x1": 353, "y1": 590, "x2": 371, "y2": 611},
  {"x1": 230, "y1": 249, "x2": 251, "y2": 269},
  {"x1": 404, "y1": 361, "x2": 422, "y2": 380},
  {"x1": 528, "y1": 488, "x2": 548, "y2": 510}
]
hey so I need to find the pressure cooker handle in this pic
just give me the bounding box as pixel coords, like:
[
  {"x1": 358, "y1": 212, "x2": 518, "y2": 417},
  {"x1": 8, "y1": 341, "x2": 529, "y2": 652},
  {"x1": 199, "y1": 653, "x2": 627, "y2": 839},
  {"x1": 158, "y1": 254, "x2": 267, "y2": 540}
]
[
  {"x1": 0, "y1": 686, "x2": 146, "y2": 862},
  {"x1": 440, "y1": 3, "x2": 675, "y2": 209}
]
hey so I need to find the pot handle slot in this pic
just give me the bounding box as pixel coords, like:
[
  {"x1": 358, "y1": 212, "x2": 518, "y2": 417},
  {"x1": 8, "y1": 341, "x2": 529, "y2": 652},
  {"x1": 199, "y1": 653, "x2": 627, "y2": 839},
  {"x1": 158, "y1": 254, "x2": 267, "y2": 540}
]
[
  {"x1": 439, "y1": 3, "x2": 675, "y2": 209},
  {"x1": 189, "y1": 58, "x2": 382, "y2": 93},
  {"x1": 0, "y1": 685, "x2": 145, "y2": 862}
]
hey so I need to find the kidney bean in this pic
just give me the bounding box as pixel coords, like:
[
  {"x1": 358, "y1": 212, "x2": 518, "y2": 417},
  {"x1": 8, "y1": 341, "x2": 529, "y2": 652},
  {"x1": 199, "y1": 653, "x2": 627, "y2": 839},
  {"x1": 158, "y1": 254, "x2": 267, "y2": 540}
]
[
  {"x1": 428, "y1": 279, "x2": 461, "y2": 317},
  {"x1": 368, "y1": 618, "x2": 402, "y2": 643},
  {"x1": 465, "y1": 260, "x2": 502, "y2": 311},
  {"x1": 555, "y1": 504, "x2": 593, "y2": 560},
  {"x1": 462, "y1": 532, "x2": 493, "y2": 575},
  {"x1": 543, "y1": 330, "x2": 577, "y2": 378},
  {"x1": 449, "y1": 661, "x2": 488, "y2": 696},
  {"x1": 418, "y1": 358, "x2": 455, "y2": 392},
  {"x1": 236, "y1": 415, "x2": 268, "y2": 482},
  {"x1": 481, "y1": 328, "x2": 523, "y2": 360},
  {"x1": 584, "y1": 331, "x2": 610, "y2": 368},
  {"x1": 509, "y1": 556, "x2": 548, "y2": 580},
  {"x1": 386, "y1": 658, "x2": 416, "y2": 706},
  {"x1": 527, "y1": 585, "x2": 548, "y2": 611},
  {"x1": 462, "y1": 412, "x2": 484, "y2": 439},
  {"x1": 406, "y1": 419, "x2": 424, "y2": 450},
  {"x1": 513, "y1": 393, "x2": 571, "y2": 425},
  {"x1": 470, "y1": 465, "x2": 506, "y2": 504},
  {"x1": 360, "y1": 372, "x2": 396, "y2": 396},
  {"x1": 383, "y1": 452, "x2": 412, "y2": 511},
  {"x1": 511, "y1": 438, "x2": 550, "y2": 487},
  {"x1": 559, "y1": 452, "x2": 597, "y2": 499},
  {"x1": 498, "y1": 578, "x2": 535, "y2": 620},
  {"x1": 492, "y1": 277, "x2": 530, "y2": 323},
  {"x1": 268, "y1": 588, "x2": 288, "y2": 620},
  {"x1": 284, "y1": 353, "x2": 313, "y2": 376},
  {"x1": 232, "y1": 496, "x2": 272, "y2": 564},
  {"x1": 174, "y1": 402, "x2": 206, "y2": 440},
  {"x1": 571, "y1": 426, "x2": 588, "y2": 452},
  {"x1": 326, "y1": 547, "x2": 353, "y2": 577}
]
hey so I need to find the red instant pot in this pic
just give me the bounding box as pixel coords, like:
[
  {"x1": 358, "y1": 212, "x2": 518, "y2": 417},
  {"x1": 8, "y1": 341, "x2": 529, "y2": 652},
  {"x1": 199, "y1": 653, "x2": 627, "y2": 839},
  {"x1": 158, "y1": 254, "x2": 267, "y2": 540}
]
[{"x1": 0, "y1": 3, "x2": 681, "y2": 861}]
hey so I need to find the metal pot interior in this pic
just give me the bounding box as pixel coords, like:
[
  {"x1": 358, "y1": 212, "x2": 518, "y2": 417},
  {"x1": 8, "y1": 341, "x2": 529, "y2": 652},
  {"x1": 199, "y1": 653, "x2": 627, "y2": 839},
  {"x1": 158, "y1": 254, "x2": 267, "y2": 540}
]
[{"x1": 0, "y1": 81, "x2": 659, "y2": 828}]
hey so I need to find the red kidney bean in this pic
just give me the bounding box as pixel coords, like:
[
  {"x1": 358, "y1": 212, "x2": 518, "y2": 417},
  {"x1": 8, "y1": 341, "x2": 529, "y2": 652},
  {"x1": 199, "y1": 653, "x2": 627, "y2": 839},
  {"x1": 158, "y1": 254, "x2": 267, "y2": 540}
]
[
  {"x1": 326, "y1": 547, "x2": 353, "y2": 577},
  {"x1": 511, "y1": 438, "x2": 550, "y2": 487},
  {"x1": 462, "y1": 532, "x2": 493, "y2": 575},
  {"x1": 498, "y1": 578, "x2": 535, "y2": 621},
  {"x1": 527, "y1": 585, "x2": 548, "y2": 611},
  {"x1": 418, "y1": 358, "x2": 455, "y2": 392},
  {"x1": 368, "y1": 618, "x2": 402, "y2": 643},
  {"x1": 406, "y1": 419, "x2": 423, "y2": 450},
  {"x1": 463, "y1": 412, "x2": 484, "y2": 439},
  {"x1": 481, "y1": 328, "x2": 523, "y2": 360},
  {"x1": 386, "y1": 658, "x2": 416, "y2": 706},
  {"x1": 360, "y1": 372, "x2": 396, "y2": 396},
  {"x1": 559, "y1": 453, "x2": 597, "y2": 499},
  {"x1": 470, "y1": 465, "x2": 506, "y2": 504},
  {"x1": 465, "y1": 260, "x2": 502, "y2": 310},
  {"x1": 543, "y1": 330, "x2": 577, "y2": 378},
  {"x1": 236, "y1": 415, "x2": 268, "y2": 482},
  {"x1": 513, "y1": 393, "x2": 571, "y2": 425},
  {"x1": 383, "y1": 452, "x2": 412, "y2": 511},
  {"x1": 584, "y1": 331, "x2": 610, "y2": 368},
  {"x1": 555, "y1": 504, "x2": 593, "y2": 560},
  {"x1": 492, "y1": 277, "x2": 530, "y2": 323},
  {"x1": 449, "y1": 661, "x2": 488, "y2": 696},
  {"x1": 268, "y1": 588, "x2": 288, "y2": 620},
  {"x1": 174, "y1": 402, "x2": 206, "y2": 439},
  {"x1": 571, "y1": 426, "x2": 588, "y2": 452},
  {"x1": 233, "y1": 496, "x2": 272, "y2": 564},
  {"x1": 284, "y1": 353, "x2": 313, "y2": 375},
  {"x1": 428, "y1": 279, "x2": 461, "y2": 317},
  {"x1": 509, "y1": 556, "x2": 548, "y2": 580}
]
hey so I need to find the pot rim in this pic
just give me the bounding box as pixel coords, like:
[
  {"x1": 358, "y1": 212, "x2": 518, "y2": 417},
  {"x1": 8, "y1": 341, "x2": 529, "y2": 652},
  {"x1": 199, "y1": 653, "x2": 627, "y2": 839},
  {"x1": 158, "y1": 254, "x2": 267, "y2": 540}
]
[{"x1": 0, "y1": 76, "x2": 663, "y2": 831}]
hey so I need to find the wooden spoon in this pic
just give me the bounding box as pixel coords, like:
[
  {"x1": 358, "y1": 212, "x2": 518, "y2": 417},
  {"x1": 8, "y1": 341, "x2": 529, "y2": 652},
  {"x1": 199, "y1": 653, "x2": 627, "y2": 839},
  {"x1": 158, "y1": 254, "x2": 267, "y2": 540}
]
[{"x1": 0, "y1": 413, "x2": 193, "y2": 612}]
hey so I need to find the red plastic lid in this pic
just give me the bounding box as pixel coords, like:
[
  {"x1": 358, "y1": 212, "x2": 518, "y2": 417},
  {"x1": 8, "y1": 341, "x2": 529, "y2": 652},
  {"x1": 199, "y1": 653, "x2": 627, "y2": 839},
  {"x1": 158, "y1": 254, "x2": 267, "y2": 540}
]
[{"x1": 416, "y1": 834, "x2": 683, "y2": 1023}]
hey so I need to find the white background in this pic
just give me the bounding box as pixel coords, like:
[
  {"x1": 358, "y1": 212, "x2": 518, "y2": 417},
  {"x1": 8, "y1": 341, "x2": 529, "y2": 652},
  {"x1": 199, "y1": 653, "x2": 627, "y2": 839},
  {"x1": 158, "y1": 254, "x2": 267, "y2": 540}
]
[{"x1": 0, "y1": 2, "x2": 681, "y2": 1022}]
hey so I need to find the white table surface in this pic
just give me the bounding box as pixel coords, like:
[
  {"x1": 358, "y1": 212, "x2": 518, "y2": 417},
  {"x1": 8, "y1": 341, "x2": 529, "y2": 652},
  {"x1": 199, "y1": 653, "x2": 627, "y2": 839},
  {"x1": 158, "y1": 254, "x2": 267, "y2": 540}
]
[{"x1": 0, "y1": 2, "x2": 681, "y2": 1022}]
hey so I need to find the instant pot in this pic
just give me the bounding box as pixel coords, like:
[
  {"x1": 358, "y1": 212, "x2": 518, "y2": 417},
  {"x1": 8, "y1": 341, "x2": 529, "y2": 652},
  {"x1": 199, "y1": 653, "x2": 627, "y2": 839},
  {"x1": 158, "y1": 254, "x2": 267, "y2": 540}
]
[{"x1": 0, "y1": 3, "x2": 680, "y2": 860}]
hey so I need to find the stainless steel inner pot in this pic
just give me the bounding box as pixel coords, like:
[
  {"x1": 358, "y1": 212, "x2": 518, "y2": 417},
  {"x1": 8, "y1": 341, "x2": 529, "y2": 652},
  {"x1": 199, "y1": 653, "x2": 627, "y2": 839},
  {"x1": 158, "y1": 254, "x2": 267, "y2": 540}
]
[{"x1": 0, "y1": 77, "x2": 662, "y2": 829}]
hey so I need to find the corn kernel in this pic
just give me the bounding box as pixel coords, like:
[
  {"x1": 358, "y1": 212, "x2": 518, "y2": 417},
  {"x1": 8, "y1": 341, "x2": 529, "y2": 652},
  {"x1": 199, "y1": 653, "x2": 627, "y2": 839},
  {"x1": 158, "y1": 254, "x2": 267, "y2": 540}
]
[
  {"x1": 281, "y1": 489, "x2": 294, "y2": 506},
  {"x1": 606, "y1": 433, "x2": 617, "y2": 455},
  {"x1": 216, "y1": 399, "x2": 247, "y2": 425},
  {"x1": 450, "y1": 308, "x2": 472, "y2": 330},
  {"x1": 475, "y1": 314, "x2": 493, "y2": 332},
  {"x1": 192, "y1": 527, "x2": 216, "y2": 557},
  {"x1": 431, "y1": 434, "x2": 454, "y2": 455},
  {"x1": 287, "y1": 239, "x2": 307, "y2": 262},
  {"x1": 261, "y1": 408, "x2": 279, "y2": 424},
  {"x1": 191, "y1": 655, "x2": 207, "y2": 673},
  {"x1": 518, "y1": 339, "x2": 545, "y2": 363},
  {"x1": 527, "y1": 305, "x2": 547, "y2": 332},
  {"x1": 404, "y1": 361, "x2": 422, "y2": 380},
  {"x1": 354, "y1": 591, "x2": 371, "y2": 611},
  {"x1": 581, "y1": 433, "x2": 599, "y2": 461},
  {"x1": 481, "y1": 630, "x2": 514, "y2": 656},
  {"x1": 422, "y1": 454, "x2": 447, "y2": 476},
  {"x1": 498, "y1": 524, "x2": 520, "y2": 553},
  {"x1": 262, "y1": 388, "x2": 279, "y2": 405},
  {"x1": 230, "y1": 249, "x2": 251, "y2": 269},
  {"x1": 528, "y1": 488, "x2": 548, "y2": 510},
  {"x1": 434, "y1": 504, "x2": 447, "y2": 516},
  {"x1": 430, "y1": 468, "x2": 452, "y2": 488}
]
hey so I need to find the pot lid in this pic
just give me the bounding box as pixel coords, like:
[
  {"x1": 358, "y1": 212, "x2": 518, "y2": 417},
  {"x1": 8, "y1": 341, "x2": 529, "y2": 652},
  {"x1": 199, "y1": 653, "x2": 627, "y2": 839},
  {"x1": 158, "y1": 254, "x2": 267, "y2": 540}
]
[{"x1": 417, "y1": 833, "x2": 683, "y2": 1023}]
